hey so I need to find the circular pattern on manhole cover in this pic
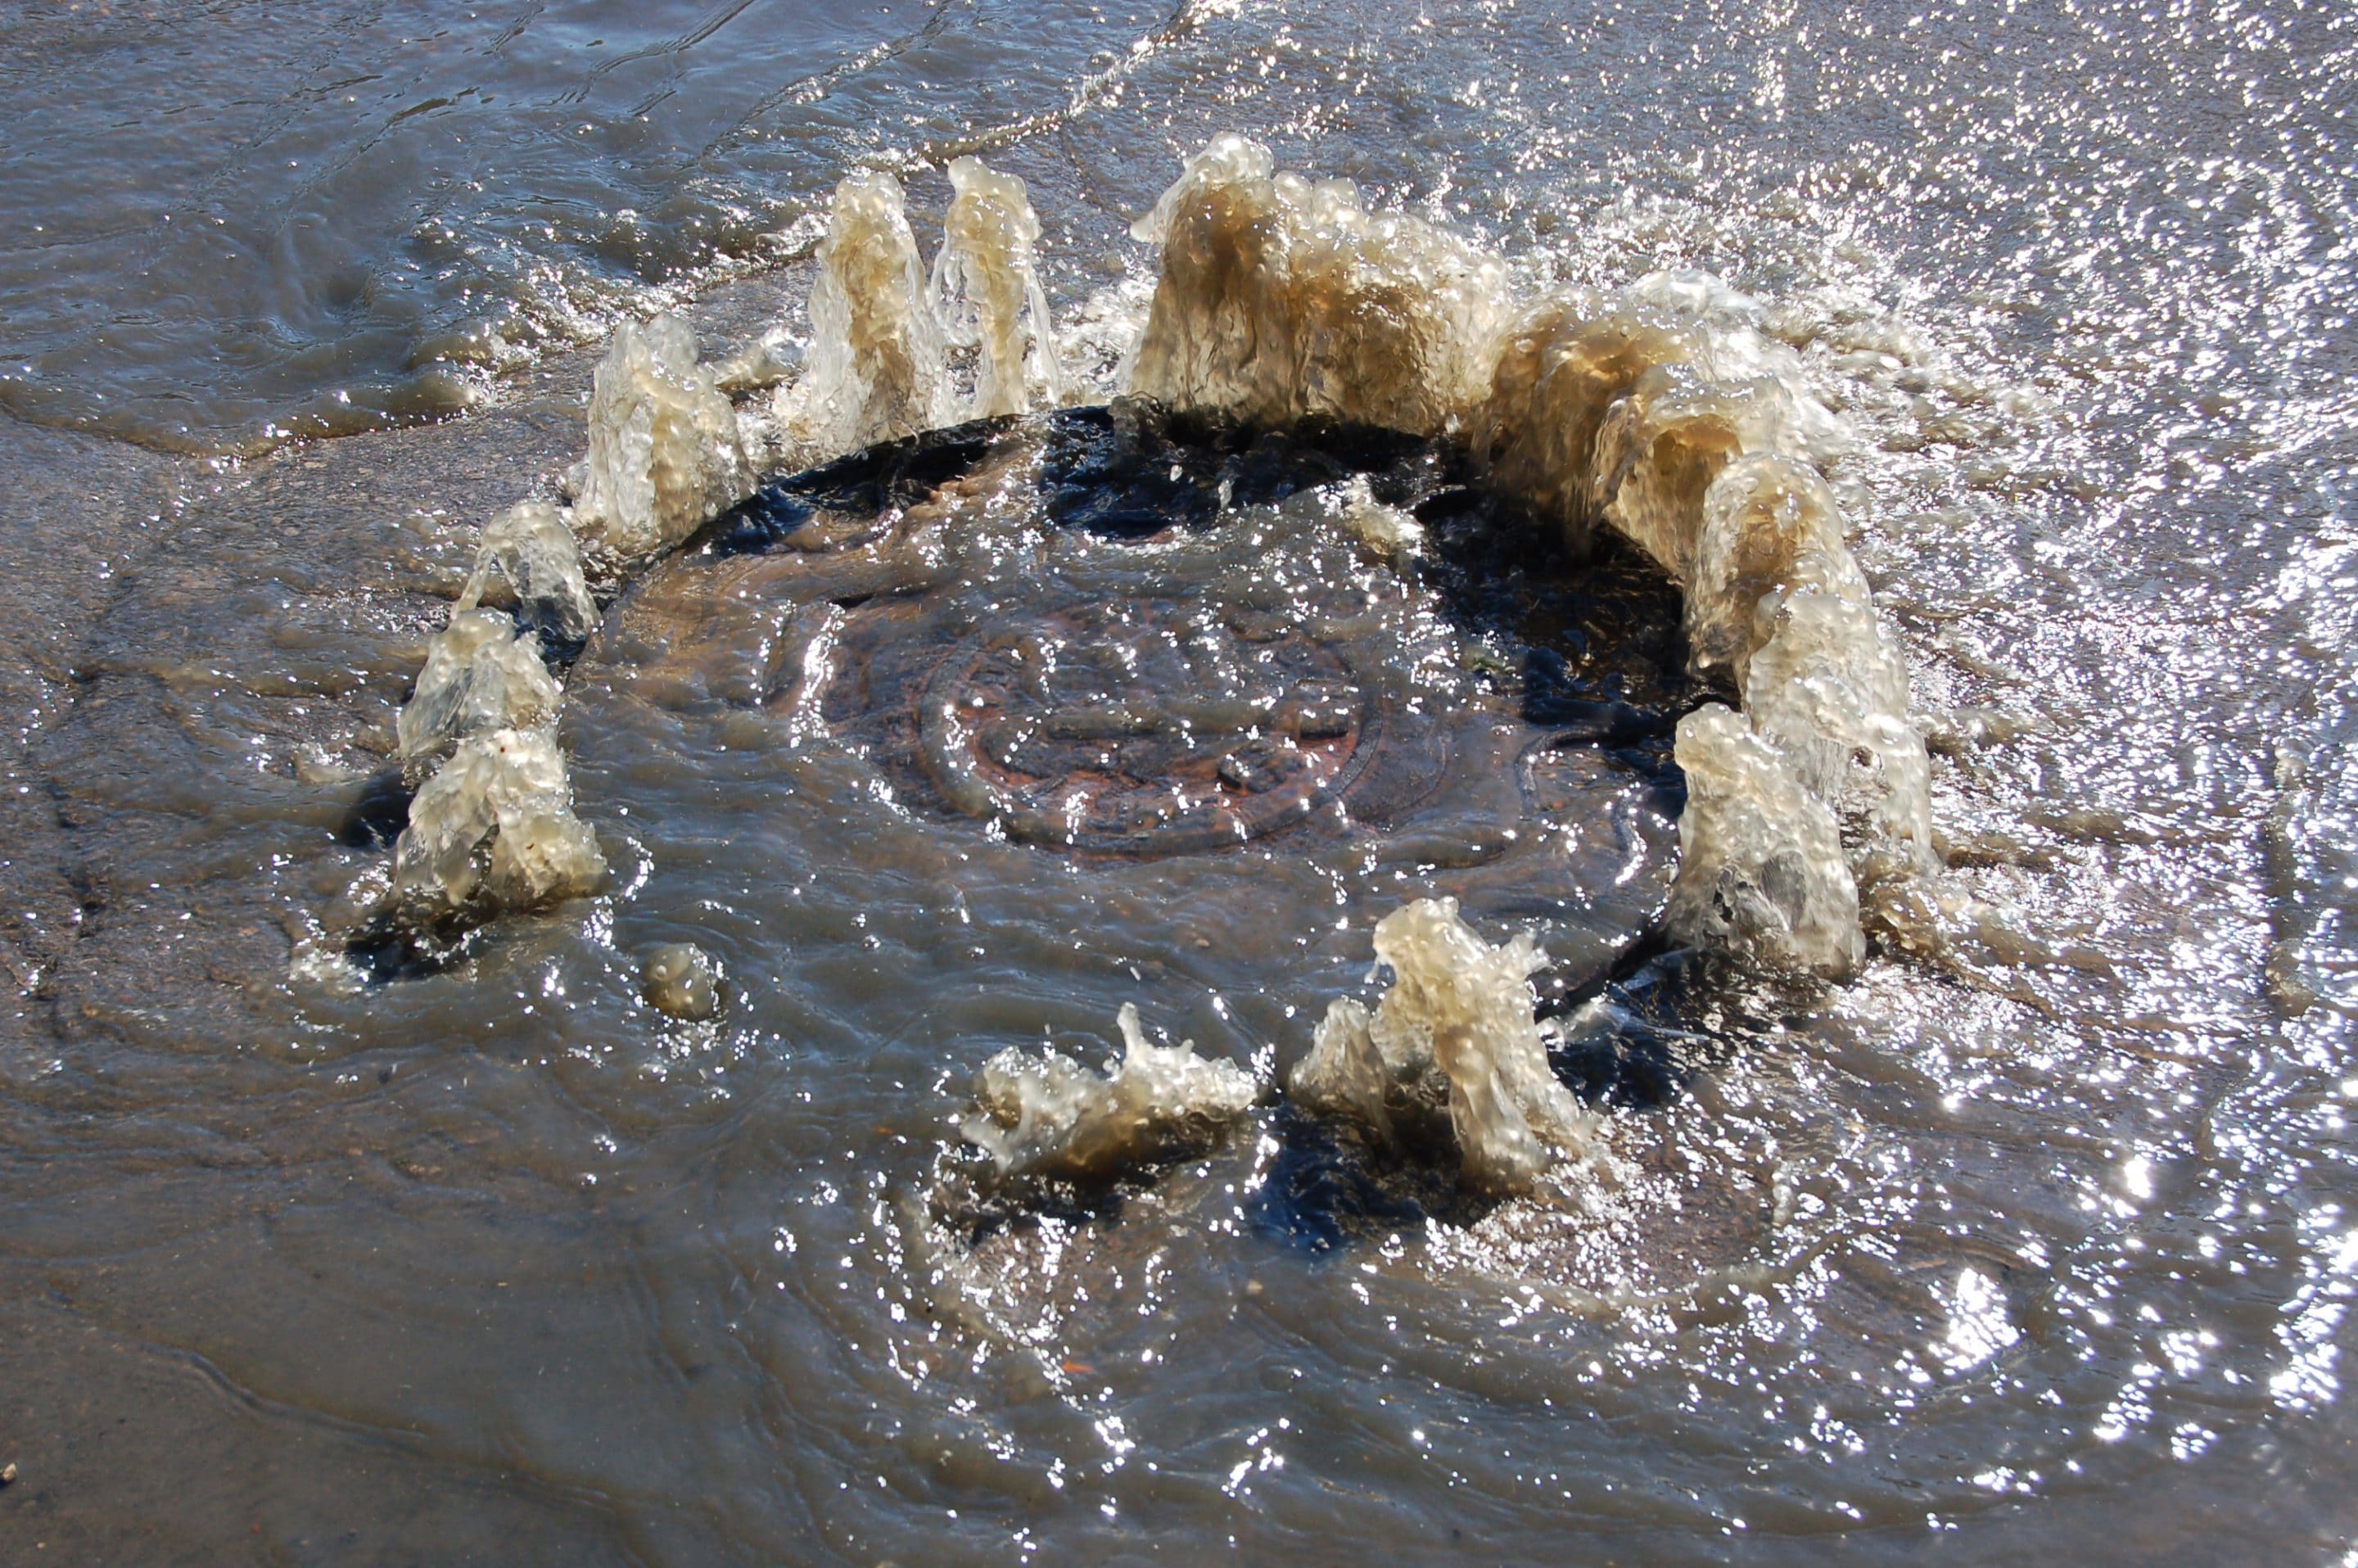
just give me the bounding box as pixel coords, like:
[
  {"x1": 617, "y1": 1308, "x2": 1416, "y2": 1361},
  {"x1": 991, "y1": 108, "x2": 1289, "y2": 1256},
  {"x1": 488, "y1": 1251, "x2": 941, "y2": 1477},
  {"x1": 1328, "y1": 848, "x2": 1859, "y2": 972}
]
[
  {"x1": 917, "y1": 599, "x2": 1376, "y2": 854},
  {"x1": 571, "y1": 406, "x2": 1695, "y2": 993}
]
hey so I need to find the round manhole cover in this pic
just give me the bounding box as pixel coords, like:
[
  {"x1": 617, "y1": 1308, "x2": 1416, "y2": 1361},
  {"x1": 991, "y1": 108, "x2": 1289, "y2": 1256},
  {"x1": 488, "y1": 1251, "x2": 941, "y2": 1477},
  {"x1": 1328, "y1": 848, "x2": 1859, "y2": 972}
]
[{"x1": 572, "y1": 404, "x2": 1697, "y2": 998}]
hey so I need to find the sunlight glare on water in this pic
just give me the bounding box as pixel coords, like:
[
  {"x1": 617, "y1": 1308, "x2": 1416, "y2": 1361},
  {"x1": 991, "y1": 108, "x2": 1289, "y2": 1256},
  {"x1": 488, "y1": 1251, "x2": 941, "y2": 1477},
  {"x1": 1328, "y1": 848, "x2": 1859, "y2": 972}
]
[{"x1": 0, "y1": 0, "x2": 2355, "y2": 1562}]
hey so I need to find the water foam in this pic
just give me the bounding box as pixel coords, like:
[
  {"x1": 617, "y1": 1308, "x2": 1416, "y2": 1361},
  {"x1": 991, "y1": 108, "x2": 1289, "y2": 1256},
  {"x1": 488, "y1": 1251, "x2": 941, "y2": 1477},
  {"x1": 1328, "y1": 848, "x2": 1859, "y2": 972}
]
[
  {"x1": 933, "y1": 156, "x2": 1064, "y2": 420},
  {"x1": 1119, "y1": 138, "x2": 1947, "y2": 977},
  {"x1": 1289, "y1": 897, "x2": 1596, "y2": 1195},
  {"x1": 961, "y1": 1002, "x2": 1258, "y2": 1183}
]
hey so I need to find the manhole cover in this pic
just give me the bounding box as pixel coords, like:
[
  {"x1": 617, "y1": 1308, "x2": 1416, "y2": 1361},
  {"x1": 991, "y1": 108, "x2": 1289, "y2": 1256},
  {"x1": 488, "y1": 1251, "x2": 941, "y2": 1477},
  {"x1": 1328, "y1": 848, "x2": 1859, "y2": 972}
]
[
  {"x1": 572, "y1": 404, "x2": 1698, "y2": 999},
  {"x1": 911, "y1": 599, "x2": 1372, "y2": 854}
]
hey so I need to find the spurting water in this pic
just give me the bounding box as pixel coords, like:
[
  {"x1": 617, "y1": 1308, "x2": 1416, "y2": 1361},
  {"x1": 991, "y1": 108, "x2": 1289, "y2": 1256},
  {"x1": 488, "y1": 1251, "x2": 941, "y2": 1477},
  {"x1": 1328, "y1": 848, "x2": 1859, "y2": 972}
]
[{"x1": 2, "y1": 1, "x2": 2353, "y2": 1561}]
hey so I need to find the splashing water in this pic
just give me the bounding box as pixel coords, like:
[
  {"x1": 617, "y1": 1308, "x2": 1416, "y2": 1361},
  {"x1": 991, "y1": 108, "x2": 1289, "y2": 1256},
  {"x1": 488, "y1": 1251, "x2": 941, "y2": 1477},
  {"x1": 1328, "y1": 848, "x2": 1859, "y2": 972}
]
[
  {"x1": 10, "y1": 1, "x2": 2355, "y2": 1557},
  {"x1": 779, "y1": 169, "x2": 952, "y2": 461},
  {"x1": 962, "y1": 1001, "x2": 1259, "y2": 1183},
  {"x1": 1665, "y1": 703, "x2": 1864, "y2": 977},
  {"x1": 934, "y1": 156, "x2": 1065, "y2": 421},
  {"x1": 1290, "y1": 897, "x2": 1597, "y2": 1194},
  {"x1": 364, "y1": 136, "x2": 1968, "y2": 1131},
  {"x1": 390, "y1": 725, "x2": 605, "y2": 921},
  {"x1": 454, "y1": 499, "x2": 599, "y2": 648},
  {"x1": 1125, "y1": 134, "x2": 1504, "y2": 436},
  {"x1": 1117, "y1": 137, "x2": 1942, "y2": 977},
  {"x1": 393, "y1": 609, "x2": 564, "y2": 787},
  {"x1": 574, "y1": 313, "x2": 755, "y2": 567}
]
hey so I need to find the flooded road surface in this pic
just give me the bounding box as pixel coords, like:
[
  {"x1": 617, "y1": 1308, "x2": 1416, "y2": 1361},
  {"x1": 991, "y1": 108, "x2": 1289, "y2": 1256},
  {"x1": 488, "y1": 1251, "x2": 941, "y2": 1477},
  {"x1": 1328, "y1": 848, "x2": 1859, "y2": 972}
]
[{"x1": 4, "y1": 0, "x2": 2358, "y2": 1561}]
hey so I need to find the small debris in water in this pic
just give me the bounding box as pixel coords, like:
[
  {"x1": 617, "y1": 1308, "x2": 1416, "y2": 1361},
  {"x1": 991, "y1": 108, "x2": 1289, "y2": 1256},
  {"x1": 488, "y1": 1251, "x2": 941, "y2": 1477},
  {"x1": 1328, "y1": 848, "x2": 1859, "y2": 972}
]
[
  {"x1": 1327, "y1": 475, "x2": 1424, "y2": 571},
  {"x1": 642, "y1": 942, "x2": 724, "y2": 1023}
]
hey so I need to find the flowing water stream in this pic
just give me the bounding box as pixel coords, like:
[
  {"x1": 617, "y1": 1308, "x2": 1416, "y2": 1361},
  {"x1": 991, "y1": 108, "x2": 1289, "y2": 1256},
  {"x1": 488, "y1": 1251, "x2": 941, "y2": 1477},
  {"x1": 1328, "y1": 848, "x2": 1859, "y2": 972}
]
[{"x1": 2, "y1": 0, "x2": 2355, "y2": 1562}]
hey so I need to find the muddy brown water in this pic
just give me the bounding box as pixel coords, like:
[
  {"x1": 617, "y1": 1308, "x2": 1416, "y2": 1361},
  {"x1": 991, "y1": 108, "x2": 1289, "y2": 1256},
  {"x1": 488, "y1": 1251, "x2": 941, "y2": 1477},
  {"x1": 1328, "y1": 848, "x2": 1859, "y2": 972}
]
[{"x1": 6, "y1": 0, "x2": 2358, "y2": 1562}]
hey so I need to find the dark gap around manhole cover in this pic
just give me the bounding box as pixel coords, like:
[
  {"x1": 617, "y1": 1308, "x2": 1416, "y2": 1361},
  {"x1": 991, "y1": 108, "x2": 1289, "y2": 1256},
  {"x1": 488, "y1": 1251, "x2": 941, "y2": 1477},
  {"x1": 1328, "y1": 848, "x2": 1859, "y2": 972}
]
[
  {"x1": 708, "y1": 417, "x2": 1015, "y2": 557},
  {"x1": 1249, "y1": 1105, "x2": 1504, "y2": 1254},
  {"x1": 337, "y1": 766, "x2": 413, "y2": 851}
]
